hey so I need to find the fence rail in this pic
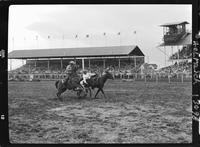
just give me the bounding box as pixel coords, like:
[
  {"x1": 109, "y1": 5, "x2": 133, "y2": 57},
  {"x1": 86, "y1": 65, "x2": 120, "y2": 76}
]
[{"x1": 8, "y1": 73, "x2": 192, "y2": 83}]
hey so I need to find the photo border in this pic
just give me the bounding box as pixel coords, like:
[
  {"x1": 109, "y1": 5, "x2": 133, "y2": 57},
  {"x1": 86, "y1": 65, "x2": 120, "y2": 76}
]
[{"x1": 0, "y1": 0, "x2": 199, "y2": 146}]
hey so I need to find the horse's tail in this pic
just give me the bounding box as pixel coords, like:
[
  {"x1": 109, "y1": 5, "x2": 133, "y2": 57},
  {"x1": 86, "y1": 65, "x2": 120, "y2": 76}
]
[{"x1": 55, "y1": 80, "x2": 59, "y2": 89}]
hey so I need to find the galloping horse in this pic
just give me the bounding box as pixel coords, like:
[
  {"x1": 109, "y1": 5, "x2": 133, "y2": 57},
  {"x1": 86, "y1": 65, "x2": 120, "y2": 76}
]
[
  {"x1": 85, "y1": 70, "x2": 114, "y2": 98},
  {"x1": 55, "y1": 75, "x2": 86, "y2": 101}
]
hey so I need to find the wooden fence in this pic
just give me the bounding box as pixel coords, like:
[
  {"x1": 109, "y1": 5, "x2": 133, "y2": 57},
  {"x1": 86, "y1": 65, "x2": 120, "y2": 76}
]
[{"x1": 8, "y1": 72, "x2": 192, "y2": 83}]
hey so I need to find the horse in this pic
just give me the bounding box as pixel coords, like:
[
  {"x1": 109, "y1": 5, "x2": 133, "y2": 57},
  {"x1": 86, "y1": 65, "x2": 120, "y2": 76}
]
[
  {"x1": 85, "y1": 70, "x2": 114, "y2": 98},
  {"x1": 55, "y1": 75, "x2": 87, "y2": 101}
]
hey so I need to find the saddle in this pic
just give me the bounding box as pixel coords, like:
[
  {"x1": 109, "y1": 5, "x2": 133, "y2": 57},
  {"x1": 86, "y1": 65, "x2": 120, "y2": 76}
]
[{"x1": 64, "y1": 74, "x2": 81, "y2": 89}]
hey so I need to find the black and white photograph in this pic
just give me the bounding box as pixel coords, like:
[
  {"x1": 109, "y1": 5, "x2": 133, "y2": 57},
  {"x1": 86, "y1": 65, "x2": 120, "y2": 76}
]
[{"x1": 8, "y1": 4, "x2": 192, "y2": 143}]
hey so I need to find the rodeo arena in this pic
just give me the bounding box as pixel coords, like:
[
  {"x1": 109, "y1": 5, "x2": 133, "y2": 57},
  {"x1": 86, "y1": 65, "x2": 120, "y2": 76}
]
[{"x1": 8, "y1": 21, "x2": 192, "y2": 143}]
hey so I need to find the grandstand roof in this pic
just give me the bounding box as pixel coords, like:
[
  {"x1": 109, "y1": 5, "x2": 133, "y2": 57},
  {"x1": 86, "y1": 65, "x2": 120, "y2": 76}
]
[
  {"x1": 159, "y1": 33, "x2": 192, "y2": 46},
  {"x1": 8, "y1": 45, "x2": 145, "y2": 59},
  {"x1": 160, "y1": 21, "x2": 189, "y2": 27}
]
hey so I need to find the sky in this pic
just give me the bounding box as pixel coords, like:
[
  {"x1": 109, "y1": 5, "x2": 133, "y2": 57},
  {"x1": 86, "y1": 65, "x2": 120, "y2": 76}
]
[{"x1": 8, "y1": 4, "x2": 192, "y2": 70}]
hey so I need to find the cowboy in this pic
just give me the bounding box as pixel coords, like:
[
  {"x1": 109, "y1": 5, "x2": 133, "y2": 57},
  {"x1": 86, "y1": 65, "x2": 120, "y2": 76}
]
[
  {"x1": 80, "y1": 70, "x2": 96, "y2": 87},
  {"x1": 80, "y1": 70, "x2": 90, "y2": 87},
  {"x1": 63, "y1": 61, "x2": 78, "y2": 84}
]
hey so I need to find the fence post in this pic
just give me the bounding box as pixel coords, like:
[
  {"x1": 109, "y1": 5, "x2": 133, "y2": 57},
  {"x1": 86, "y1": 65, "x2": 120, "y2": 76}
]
[
  {"x1": 181, "y1": 74, "x2": 183, "y2": 83},
  {"x1": 156, "y1": 74, "x2": 158, "y2": 84},
  {"x1": 168, "y1": 74, "x2": 170, "y2": 83}
]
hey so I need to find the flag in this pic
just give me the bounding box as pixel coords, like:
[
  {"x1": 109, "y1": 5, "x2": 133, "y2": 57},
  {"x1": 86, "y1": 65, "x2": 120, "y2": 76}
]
[
  {"x1": 86, "y1": 34, "x2": 89, "y2": 38},
  {"x1": 103, "y1": 32, "x2": 106, "y2": 36},
  {"x1": 75, "y1": 34, "x2": 78, "y2": 38},
  {"x1": 117, "y1": 32, "x2": 120, "y2": 35}
]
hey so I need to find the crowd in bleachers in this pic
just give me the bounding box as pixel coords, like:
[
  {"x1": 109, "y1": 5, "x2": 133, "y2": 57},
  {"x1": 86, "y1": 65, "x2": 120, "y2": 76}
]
[
  {"x1": 157, "y1": 61, "x2": 192, "y2": 78},
  {"x1": 158, "y1": 45, "x2": 192, "y2": 77},
  {"x1": 8, "y1": 61, "x2": 143, "y2": 81},
  {"x1": 9, "y1": 60, "x2": 191, "y2": 77},
  {"x1": 169, "y1": 45, "x2": 192, "y2": 60},
  {"x1": 9, "y1": 59, "x2": 144, "y2": 75}
]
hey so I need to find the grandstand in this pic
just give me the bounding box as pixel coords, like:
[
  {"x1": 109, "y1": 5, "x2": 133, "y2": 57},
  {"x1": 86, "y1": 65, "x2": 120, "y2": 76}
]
[
  {"x1": 158, "y1": 44, "x2": 192, "y2": 78},
  {"x1": 8, "y1": 45, "x2": 145, "y2": 80},
  {"x1": 157, "y1": 21, "x2": 192, "y2": 79}
]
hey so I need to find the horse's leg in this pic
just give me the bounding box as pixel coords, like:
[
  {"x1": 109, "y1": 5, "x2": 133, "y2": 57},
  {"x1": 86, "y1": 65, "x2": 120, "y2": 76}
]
[
  {"x1": 57, "y1": 93, "x2": 63, "y2": 101},
  {"x1": 56, "y1": 82, "x2": 67, "y2": 101},
  {"x1": 89, "y1": 88, "x2": 92, "y2": 98},
  {"x1": 100, "y1": 88, "x2": 107, "y2": 99},
  {"x1": 59, "y1": 88, "x2": 67, "y2": 101},
  {"x1": 86, "y1": 87, "x2": 92, "y2": 98},
  {"x1": 94, "y1": 88, "x2": 101, "y2": 98},
  {"x1": 56, "y1": 90, "x2": 62, "y2": 101}
]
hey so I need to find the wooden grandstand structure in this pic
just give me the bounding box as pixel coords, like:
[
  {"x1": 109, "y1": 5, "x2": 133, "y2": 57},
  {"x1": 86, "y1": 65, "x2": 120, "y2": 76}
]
[{"x1": 8, "y1": 45, "x2": 145, "y2": 73}]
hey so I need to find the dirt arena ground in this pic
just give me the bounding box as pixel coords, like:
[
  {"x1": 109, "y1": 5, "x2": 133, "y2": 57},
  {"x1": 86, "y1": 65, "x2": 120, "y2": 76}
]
[{"x1": 8, "y1": 80, "x2": 192, "y2": 143}]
